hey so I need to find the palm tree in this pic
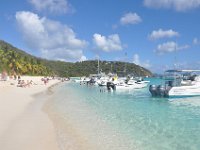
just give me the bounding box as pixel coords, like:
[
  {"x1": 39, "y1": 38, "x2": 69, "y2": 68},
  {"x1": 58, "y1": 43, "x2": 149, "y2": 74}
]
[
  {"x1": 0, "y1": 49, "x2": 9, "y2": 72},
  {"x1": 4, "y1": 50, "x2": 24, "y2": 75}
]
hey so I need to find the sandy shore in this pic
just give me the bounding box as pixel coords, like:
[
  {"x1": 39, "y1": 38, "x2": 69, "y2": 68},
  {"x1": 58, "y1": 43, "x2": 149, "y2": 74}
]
[{"x1": 0, "y1": 76, "x2": 60, "y2": 150}]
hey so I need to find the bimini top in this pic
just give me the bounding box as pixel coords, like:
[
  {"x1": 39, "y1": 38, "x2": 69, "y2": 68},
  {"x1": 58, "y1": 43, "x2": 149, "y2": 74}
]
[{"x1": 165, "y1": 70, "x2": 200, "y2": 73}]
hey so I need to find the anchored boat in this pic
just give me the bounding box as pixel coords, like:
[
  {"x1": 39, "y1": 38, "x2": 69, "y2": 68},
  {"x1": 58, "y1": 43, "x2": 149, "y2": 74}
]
[
  {"x1": 149, "y1": 70, "x2": 200, "y2": 98},
  {"x1": 107, "y1": 77, "x2": 149, "y2": 91}
]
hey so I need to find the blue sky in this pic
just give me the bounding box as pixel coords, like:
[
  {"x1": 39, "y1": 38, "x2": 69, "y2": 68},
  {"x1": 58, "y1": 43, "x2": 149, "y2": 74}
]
[{"x1": 1, "y1": 0, "x2": 200, "y2": 73}]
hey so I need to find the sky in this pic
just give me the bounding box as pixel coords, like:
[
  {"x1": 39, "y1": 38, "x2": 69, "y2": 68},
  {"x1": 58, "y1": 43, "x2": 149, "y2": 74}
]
[{"x1": 1, "y1": 0, "x2": 200, "y2": 73}]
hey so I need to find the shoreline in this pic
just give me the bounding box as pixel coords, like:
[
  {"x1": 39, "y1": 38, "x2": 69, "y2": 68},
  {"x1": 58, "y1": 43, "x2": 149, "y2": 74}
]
[
  {"x1": 0, "y1": 76, "x2": 61, "y2": 150},
  {"x1": 44, "y1": 82, "x2": 136, "y2": 150}
]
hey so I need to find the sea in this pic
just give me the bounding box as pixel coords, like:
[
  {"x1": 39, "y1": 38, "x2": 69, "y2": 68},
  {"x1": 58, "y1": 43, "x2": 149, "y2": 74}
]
[{"x1": 44, "y1": 78, "x2": 200, "y2": 150}]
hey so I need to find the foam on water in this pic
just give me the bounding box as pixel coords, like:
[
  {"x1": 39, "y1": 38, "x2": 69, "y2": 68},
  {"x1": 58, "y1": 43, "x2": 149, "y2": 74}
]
[{"x1": 45, "y1": 79, "x2": 200, "y2": 150}]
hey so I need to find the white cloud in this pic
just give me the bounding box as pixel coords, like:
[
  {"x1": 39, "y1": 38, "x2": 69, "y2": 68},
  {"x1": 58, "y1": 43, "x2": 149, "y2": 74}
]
[
  {"x1": 144, "y1": 0, "x2": 200, "y2": 11},
  {"x1": 29, "y1": 0, "x2": 73, "y2": 14},
  {"x1": 41, "y1": 48, "x2": 85, "y2": 61},
  {"x1": 93, "y1": 33, "x2": 123, "y2": 52},
  {"x1": 80, "y1": 55, "x2": 87, "y2": 62},
  {"x1": 193, "y1": 38, "x2": 200, "y2": 45},
  {"x1": 155, "y1": 41, "x2": 189, "y2": 55},
  {"x1": 120, "y1": 12, "x2": 142, "y2": 25},
  {"x1": 16, "y1": 11, "x2": 87, "y2": 61},
  {"x1": 133, "y1": 54, "x2": 151, "y2": 68},
  {"x1": 149, "y1": 29, "x2": 179, "y2": 40}
]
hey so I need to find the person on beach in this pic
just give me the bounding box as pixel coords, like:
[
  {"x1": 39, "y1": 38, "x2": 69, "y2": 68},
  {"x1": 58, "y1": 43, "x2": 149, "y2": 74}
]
[
  {"x1": 42, "y1": 78, "x2": 48, "y2": 85},
  {"x1": 18, "y1": 75, "x2": 21, "y2": 80},
  {"x1": 17, "y1": 80, "x2": 31, "y2": 88},
  {"x1": 1, "y1": 70, "x2": 8, "y2": 81},
  {"x1": 17, "y1": 80, "x2": 26, "y2": 87},
  {"x1": 14, "y1": 74, "x2": 17, "y2": 80},
  {"x1": 26, "y1": 80, "x2": 31, "y2": 88},
  {"x1": 44, "y1": 79, "x2": 47, "y2": 85}
]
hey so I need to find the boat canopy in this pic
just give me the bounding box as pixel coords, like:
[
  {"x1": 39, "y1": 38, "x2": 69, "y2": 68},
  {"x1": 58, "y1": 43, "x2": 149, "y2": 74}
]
[{"x1": 165, "y1": 70, "x2": 200, "y2": 73}]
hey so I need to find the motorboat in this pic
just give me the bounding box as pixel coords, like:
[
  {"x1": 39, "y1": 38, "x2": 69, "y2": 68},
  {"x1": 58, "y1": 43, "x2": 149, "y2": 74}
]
[
  {"x1": 97, "y1": 76, "x2": 110, "y2": 86},
  {"x1": 97, "y1": 74, "x2": 117, "y2": 86},
  {"x1": 73, "y1": 77, "x2": 85, "y2": 83},
  {"x1": 126, "y1": 79, "x2": 149, "y2": 88},
  {"x1": 149, "y1": 70, "x2": 200, "y2": 97},
  {"x1": 107, "y1": 77, "x2": 149, "y2": 91}
]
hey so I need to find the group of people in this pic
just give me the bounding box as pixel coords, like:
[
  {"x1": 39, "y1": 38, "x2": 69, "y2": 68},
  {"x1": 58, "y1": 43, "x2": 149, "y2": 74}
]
[
  {"x1": 0, "y1": 69, "x2": 52, "y2": 88},
  {"x1": 17, "y1": 80, "x2": 35, "y2": 88},
  {"x1": 17, "y1": 77, "x2": 51, "y2": 88},
  {"x1": 41, "y1": 78, "x2": 49, "y2": 85}
]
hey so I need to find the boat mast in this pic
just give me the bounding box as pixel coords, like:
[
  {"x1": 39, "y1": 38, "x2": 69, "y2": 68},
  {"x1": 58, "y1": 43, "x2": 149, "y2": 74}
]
[
  {"x1": 97, "y1": 56, "x2": 100, "y2": 75},
  {"x1": 174, "y1": 40, "x2": 178, "y2": 85},
  {"x1": 174, "y1": 39, "x2": 178, "y2": 69},
  {"x1": 124, "y1": 52, "x2": 127, "y2": 76}
]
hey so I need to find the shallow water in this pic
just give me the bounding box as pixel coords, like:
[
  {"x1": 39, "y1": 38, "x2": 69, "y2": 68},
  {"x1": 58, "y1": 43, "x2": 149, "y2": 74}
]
[{"x1": 46, "y1": 78, "x2": 200, "y2": 150}]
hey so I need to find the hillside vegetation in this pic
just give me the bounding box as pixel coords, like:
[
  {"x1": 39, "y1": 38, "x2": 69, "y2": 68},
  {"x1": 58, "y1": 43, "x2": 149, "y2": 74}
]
[
  {"x1": 0, "y1": 40, "x2": 152, "y2": 77},
  {"x1": 0, "y1": 41, "x2": 53, "y2": 76}
]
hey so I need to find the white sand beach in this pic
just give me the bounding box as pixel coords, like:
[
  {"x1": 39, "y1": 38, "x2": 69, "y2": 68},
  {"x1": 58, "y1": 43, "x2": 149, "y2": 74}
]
[{"x1": 0, "y1": 76, "x2": 60, "y2": 150}]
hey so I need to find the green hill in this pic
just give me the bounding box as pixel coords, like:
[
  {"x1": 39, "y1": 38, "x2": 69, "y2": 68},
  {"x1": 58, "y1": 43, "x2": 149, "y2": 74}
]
[
  {"x1": 0, "y1": 40, "x2": 53, "y2": 76},
  {"x1": 0, "y1": 40, "x2": 152, "y2": 77}
]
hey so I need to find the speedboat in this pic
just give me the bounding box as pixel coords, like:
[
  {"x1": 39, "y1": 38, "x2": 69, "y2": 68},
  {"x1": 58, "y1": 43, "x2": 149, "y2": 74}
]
[
  {"x1": 126, "y1": 79, "x2": 149, "y2": 89},
  {"x1": 97, "y1": 75, "x2": 118, "y2": 86},
  {"x1": 96, "y1": 76, "x2": 110, "y2": 86},
  {"x1": 74, "y1": 77, "x2": 85, "y2": 83},
  {"x1": 107, "y1": 77, "x2": 149, "y2": 91},
  {"x1": 149, "y1": 70, "x2": 200, "y2": 97}
]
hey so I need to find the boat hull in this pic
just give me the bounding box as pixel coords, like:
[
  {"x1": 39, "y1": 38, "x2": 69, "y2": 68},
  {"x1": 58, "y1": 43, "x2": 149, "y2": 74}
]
[
  {"x1": 107, "y1": 82, "x2": 149, "y2": 91},
  {"x1": 169, "y1": 85, "x2": 200, "y2": 97},
  {"x1": 149, "y1": 84, "x2": 200, "y2": 98}
]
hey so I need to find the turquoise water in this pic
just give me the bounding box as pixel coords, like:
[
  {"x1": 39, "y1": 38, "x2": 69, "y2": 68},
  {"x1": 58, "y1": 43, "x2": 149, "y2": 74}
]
[{"x1": 47, "y1": 78, "x2": 200, "y2": 150}]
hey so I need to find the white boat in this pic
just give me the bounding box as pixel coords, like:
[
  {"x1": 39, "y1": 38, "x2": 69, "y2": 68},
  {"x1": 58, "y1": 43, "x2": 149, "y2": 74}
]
[
  {"x1": 74, "y1": 77, "x2": 91, "y2": 84},
  {"x1": 127, "y1": 79, "x2": 149, "y2": 89},
  {"x1": 97, "y1": 74, "x2": 118, "y2": 86},
  {"x1": 97, "y1": 76, "x2": 110, "y2": 86},
  {"x1": 149, "y1": 70, "x2": 200, "y2": 97},
  {"x1": 107, "y1": 77, "x2": 149, "y2": 91},
  {"x1": 81, "y1": 77, "x2": 91, "y2": 84},
  {"x1": 74, "y1": 77, "x2": 85, "y2": 83}
]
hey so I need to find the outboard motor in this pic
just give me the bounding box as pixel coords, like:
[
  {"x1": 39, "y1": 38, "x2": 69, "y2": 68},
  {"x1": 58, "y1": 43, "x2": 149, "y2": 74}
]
[
  {"x1": 89, "y1": 78, "x2": 95, "y2": 85},
  {"x1": 149, "y1": 85, "x2": 158, "y2": 97},
  {"x1": 157, "y1": 85, "x2": 166, "y2": 97},
  {"x1": 107, "y1": 82, "x2": 116, "y2": 91}
]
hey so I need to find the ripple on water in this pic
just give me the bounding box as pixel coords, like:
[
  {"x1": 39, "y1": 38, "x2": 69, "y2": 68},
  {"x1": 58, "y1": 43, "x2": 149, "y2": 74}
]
[{"x1": 45, "y1": 81, "x2": 200, "y2": 150}]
